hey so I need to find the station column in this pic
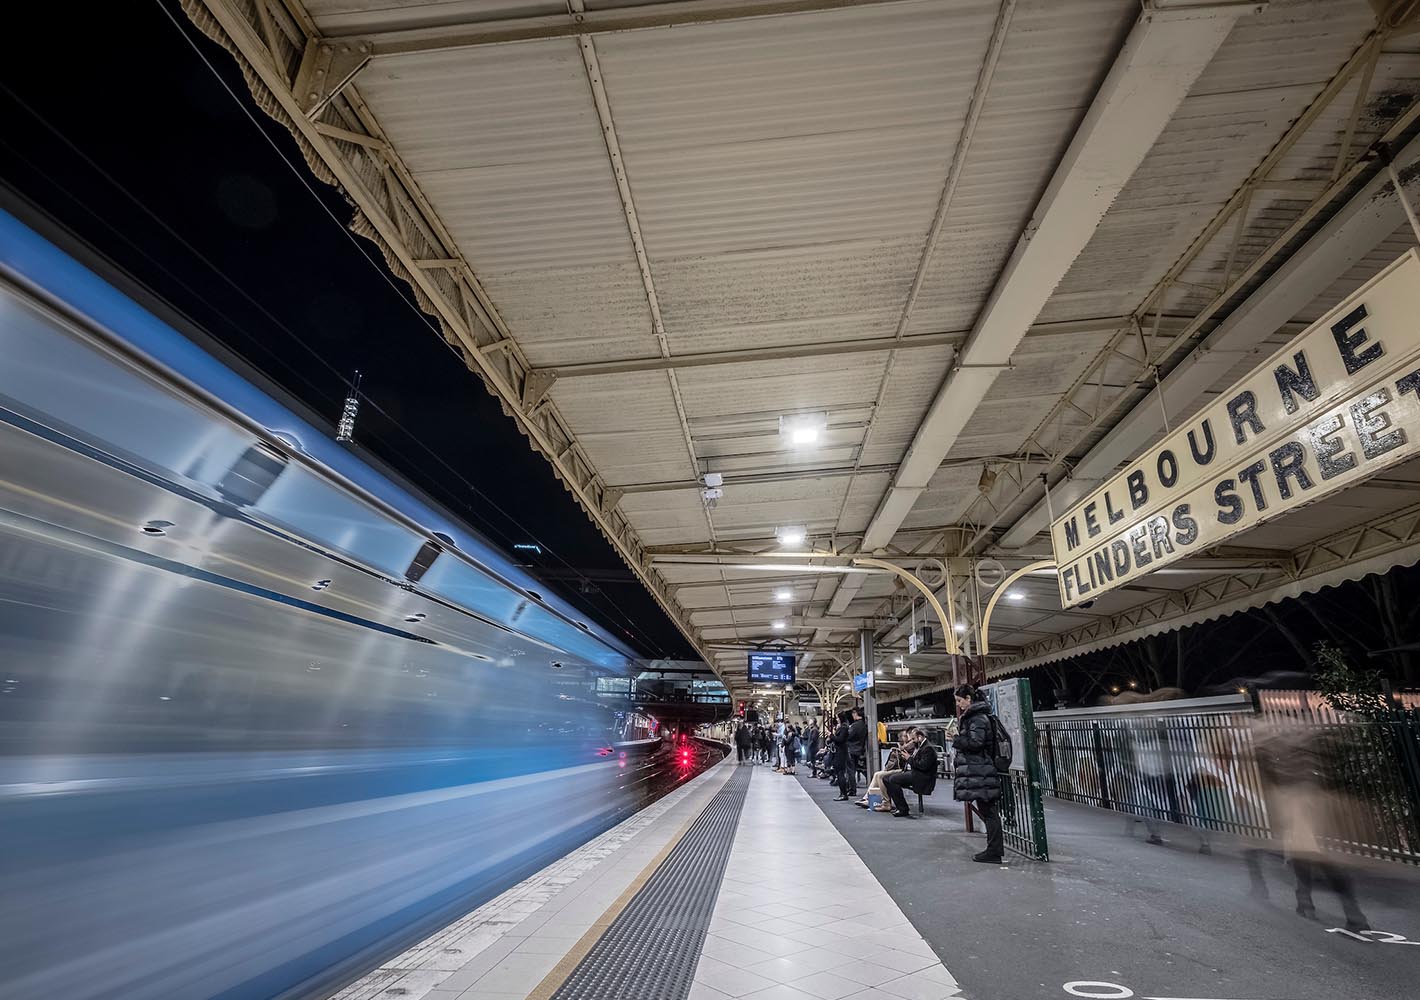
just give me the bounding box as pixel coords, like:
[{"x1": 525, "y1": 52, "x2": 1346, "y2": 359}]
[{"x1": 859, "y1": 628, "x2": 880, "y2": 775}]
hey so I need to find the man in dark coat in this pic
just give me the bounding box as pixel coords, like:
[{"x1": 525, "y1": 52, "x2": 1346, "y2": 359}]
[
  {"x1": 847, "y1": 707, "x2": 868, "y2": 790},
  {"x1": 831, "y1": 712, "x2": 854, "y2": 799},
  {"x1": 805, "y1": 724, "x2": 821, "y2": 776},
  {"x1": 733, "y1": 722, "x2": 751, "y2": 764},
  {"x1": 952, "y1": 684, "x2": 1004, "y2": 863},
  {"x1": 884, "y1": 729, "x2": 938, "y2": 818}
]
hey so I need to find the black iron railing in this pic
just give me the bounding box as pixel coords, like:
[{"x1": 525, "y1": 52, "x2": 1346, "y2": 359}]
[{"x1": 1035, "y1": 708, "x2": 1420, "y2": 865}]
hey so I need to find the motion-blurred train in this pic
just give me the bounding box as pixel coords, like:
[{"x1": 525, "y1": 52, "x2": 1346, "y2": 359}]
[{"x1": 0, "y1": 202, "x2": 668, "y2": 999}]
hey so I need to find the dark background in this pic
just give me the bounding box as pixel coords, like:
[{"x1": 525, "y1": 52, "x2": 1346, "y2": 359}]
[{"x1": 0, "y1": 0, "x2": 696, "y2": 660}]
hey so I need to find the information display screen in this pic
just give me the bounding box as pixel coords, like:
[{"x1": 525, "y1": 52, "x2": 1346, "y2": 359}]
[{"x1": 748, "y1": 652, "x2": 796, "y2": 685}]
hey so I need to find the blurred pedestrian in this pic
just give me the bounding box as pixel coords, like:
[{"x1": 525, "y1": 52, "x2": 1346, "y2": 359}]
[{"x1": 1250, "y1": 722, "x2": 1370, "y2": 931}]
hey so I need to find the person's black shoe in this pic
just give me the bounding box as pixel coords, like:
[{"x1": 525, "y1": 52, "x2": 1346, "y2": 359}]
[
  {"x1": 892, "y1": 810, "x2": 912, "y2": 818},
  {"x1": 1145, "y1": 835, "x2": 1164, "y2": 846},
  {"x1": 1345, "y1": 918, "x2": 1371, "y2": 933},
  {"x1": 1295, "y1": 903, "x2": 1317, "y2": 920},
  {"x1": 972, "y1": 851, "x2": 1003, "y2": 864},
  {"x1": 833, "y1": 795, "x2": 849, "y2": 801}
]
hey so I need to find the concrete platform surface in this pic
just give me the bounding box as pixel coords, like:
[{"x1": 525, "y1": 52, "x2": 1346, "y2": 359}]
[{"x1": 795, "y1": 768, "x2": 1420, "y2": 1000}]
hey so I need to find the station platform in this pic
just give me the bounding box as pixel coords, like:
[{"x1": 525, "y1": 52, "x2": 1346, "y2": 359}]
[{"x1": 333, "y1": 755, "x2": 1420, "y2": 1000}]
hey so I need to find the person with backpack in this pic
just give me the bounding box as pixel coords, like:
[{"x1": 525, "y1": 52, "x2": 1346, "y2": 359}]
[
  {"x1": 952, "y1": 684, "x2": 1005, "y2": 863},
  {"x1": 733, "y1": 722, "x2": 751, "y2": 764}
]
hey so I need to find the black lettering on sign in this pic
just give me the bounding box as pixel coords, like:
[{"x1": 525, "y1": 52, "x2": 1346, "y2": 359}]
[
  {"x1": 1268, "y1": 441, "x2": 1314, "y2": 500},
  {"x1": 1397, "y1": 369, "x2": 1420, "y2": 398},
  {"x1": 1157, "y1": 449, "x2": 1179, "y2": 489},
  {"x1": 1147, "y1": 516, "x2": 1174, "y2": 561},
  {"x1": 1085, "y1": 502, "x2": 1101, "y2": 538},
  {"x1": 1127, "y1": 470, "x2": 1149, "y2": 511},
  {"x1": 1130, "y1": 524, "x2": 1152, "y2": 568},
  {"x1": 1188, "y1": 418, "x2": 1217, "y2": 465},
  {"x1": 1078, "y1": 564, "x2": 1092, "y2": 596},
  {"x1": 1064, "y1": 518, "x2": 1081, "y2": 551},
  {"x1": 1274, "y1": 350, "x2": 1320, "y2": 415},
  {"x1": 1237, "y1": 460, "x2": 1268, "y2": 513},
  {"x1": 1227, "y1": 391, "x2": 1266, "y2": 445},
  {"x1": 1104, "y1": 492, "x2": 1125, "y2": 525},
  {"x1": 1215, "y1": 479, "x2": 1244, "y2": 525},
  {"x1": 1330, "y1": 304, "x2": 1383, "y2": 376},
  {"x1": 1110, "y1": 539, "x2": 1131, "y2": 577},
  {"x1": 1307, "y1": 413, "x2": 1356, "y2": 480},
  {"x1": 1172, "y1": 503, "x2": 1198, "y2": 545},
  {"x1": 1061, "y1": 566, "x2": 1076, "y2": 603},
  {"x1": 1352, "y1": 388, "x2": 1407, "y2": 460},
  {"x1": 1092, "y1": 549, "x2": 1114, "y2": 584}
]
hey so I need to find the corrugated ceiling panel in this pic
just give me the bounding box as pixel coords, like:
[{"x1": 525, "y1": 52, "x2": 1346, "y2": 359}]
[
  {"x1": 905, "y1": 0, "x2": 1137, "y2": 336},
  {"x1": 706, "y1": 478, "x2": 851, "y2": 539},
  {"x1": 655, "y1": 240, "x2": 921, "y2": 351},
  {"x1": 595, "y1": 0, "x2": 998, "y2": 251}
]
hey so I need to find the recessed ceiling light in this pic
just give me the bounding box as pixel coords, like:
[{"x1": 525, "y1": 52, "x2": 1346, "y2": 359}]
[
  {"x1": 779, "y1": 412, "x2": 827, "y2": 448},
  {"x1": 774, "y1": 589, "x2": 792, "y2": 601},
  {"x1": 775, "y1": 525, "x2": 807, "y2": 547}
]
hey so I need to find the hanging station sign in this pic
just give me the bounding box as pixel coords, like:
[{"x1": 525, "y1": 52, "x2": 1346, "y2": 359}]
[{"x1": 1050, "y1": 250, "x2": 1420, "y2": 609}]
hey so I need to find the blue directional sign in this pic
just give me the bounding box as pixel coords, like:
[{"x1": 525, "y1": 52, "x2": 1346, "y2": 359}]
[{"x1": 853, "y1": 671, "x2": 875, "y2": 693}]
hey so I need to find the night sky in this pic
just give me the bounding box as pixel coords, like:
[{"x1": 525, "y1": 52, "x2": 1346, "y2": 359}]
[{"x1": 0, "y1": 0, "x2": 696, "y2": 660}]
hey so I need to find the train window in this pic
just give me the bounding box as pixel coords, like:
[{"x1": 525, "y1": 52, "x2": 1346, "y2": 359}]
[
  {"x1": 404, "y1": 540, "x2": 442, "y2": 583},
  {"x1": 217, "y1": 444, "x2": 288, "y2": 507}
]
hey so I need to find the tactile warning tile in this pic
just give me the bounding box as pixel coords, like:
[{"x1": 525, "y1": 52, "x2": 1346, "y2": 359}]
[{"x1": 550, "y1": 766, "x2": 751, "y2": 1000}]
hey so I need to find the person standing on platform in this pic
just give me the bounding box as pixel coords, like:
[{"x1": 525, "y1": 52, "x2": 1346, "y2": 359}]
[
  {"x1": 734, "y1": 722, "x2": 751, "y2": 764},
  {"x1": 832, "y1": 711, "x2": 854, "y2": 799},
  {"x1": 847, "y1": 707, "x2": 869, "y2": 790},
  {"x1": 805, "y1": 723, "x2": 821, "y2": 776},
  {"x1": 952, "y1": 684, "x2": 1004, "y2": 863}
]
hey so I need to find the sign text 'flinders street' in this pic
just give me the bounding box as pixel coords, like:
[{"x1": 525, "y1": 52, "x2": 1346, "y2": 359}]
[{"x1": 1050, "y1": 250, "x2": 1420, "y2": 609}]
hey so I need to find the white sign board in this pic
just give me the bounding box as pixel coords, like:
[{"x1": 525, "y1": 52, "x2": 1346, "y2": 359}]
[{"x1": 1050, "y1": 250, "x2": 1420, "y2": 608}]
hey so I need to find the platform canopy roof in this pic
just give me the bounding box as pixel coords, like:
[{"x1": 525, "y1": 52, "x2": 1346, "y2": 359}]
[{"x1": 187, "y1": 0, "x2": 1420, "y2": 702}]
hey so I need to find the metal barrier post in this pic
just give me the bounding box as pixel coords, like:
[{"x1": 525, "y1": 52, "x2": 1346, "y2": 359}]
[{"x1": 1090, "y1": 721, "x2": 1113, "y2": 811}]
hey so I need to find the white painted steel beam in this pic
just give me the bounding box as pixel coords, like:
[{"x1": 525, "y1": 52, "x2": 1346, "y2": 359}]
[
  {"x1": 858, "y1": 0, "x2": 1260, "y2": 553},
  {"x1": 329, "y1": 0, "x2": 921, "y2": 52},
  {"x1": 996, "y1": 128, "x2": 1420, "y2": 548}
]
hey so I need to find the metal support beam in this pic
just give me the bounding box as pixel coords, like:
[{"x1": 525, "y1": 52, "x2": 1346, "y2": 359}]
[
  {"x1": 292, "y1": 36, "x2": 371, "y2": 117},
  {"x1": 860, "y1": 629, "x2": 880, "y2": 777},
  {"x1": 536, "y1": 316, "x2": 1123, "y2": 380},
  {"x1": 858, "y1": 0, "x2": 1258, "y2": 553},
  {"x1": 333, "y1": 0, "x2": 923, "y2": 54}
]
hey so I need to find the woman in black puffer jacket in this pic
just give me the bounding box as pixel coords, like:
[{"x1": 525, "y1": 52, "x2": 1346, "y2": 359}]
[{"x1": 952, "y1": 684, "x2": 1004, "y2": 863}]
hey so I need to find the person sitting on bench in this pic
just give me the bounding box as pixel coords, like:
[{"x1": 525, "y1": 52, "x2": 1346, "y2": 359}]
[
  {"x1": 883, "y1": 728, "x2": 938, "y2": 818},
  {"x1": 857, "y1": 726, "x2": 916, "y2": 811}
]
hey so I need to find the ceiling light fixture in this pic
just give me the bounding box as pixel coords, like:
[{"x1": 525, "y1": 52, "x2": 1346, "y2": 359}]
[
  {"x1": 1007, "y1": 590, "x2": 1024, "y2": 601},
  {"x1": 774, "y1": 589, "x2": 792, "y2": 602},
  {"x1": 775, "y1": 525, "x2": 807, "y2": 547},
  {"x1": 771, "y1": 620, "x2": 786, "y2": 631},
  {"x1": 954, "y1": 623, "x2": 967, "y2": 633},
  {"x1": 779, "y1": 412, "x2": 827, "y2": 447}
]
